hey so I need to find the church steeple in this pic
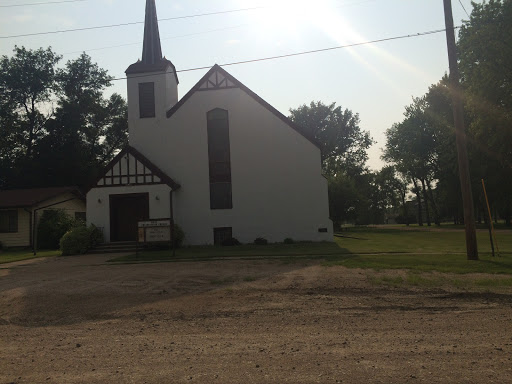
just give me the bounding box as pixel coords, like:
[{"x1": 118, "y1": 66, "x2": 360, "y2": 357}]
[
  {"x1": 125, "y1": 0, "x2": 178, "y2": 85},
  {"x1": 141, "y1": 0, "x2": 162, "y2": 65}
]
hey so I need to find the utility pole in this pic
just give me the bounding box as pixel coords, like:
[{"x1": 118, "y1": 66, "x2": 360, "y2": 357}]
[{"x1": 443, "y1": 0, "x2": 478, "y2": 260}]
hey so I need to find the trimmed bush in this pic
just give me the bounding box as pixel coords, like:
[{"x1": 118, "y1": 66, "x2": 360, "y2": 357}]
[
  {"x1": 283, "y1": 237, "x2": 294, "y2": 244},
  {"x1": 0, "y1": 241, "x2": 3, "y2": 250},
  {"x1": 172, "y1": 224, "x2": 185, "y2": 248},
  {"x1": 37, "y1": 209, "x2": 79, "y2": 249},
  {"x1": 222, "y1": 237, "x2": 241, "y2": 246},
  {"x1": 254, "y1": 237, "x2": 268, "y2": 245},
  {"x1": 60, "y1": 227, "x2": 90, "y2": 255},
  {"x1": 60, "y1": 225, "x2": 104, "y2": 256}
]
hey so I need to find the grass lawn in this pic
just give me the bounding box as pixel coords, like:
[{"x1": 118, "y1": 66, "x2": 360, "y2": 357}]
[
  {"x1": 109, "y1": 226, "x2": 512, "y2": 275},
  {"x1": 0, "y1": 249, "x2": 61, "y2": 265}
]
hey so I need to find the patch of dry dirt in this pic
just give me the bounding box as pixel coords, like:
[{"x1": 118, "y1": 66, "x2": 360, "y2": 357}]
[{"x1": 1, "y1": 255, "x2": 511, "y2": 383}]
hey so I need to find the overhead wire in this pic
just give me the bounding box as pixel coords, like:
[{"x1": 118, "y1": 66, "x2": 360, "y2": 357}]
[
  {"x1": 110, "y1": 27, "x2": 457, "y2": 82},
  {"x1": 62, "y1": 24, "x2": 248, "y2": 56},
  {"x1": 0, "y1": 0, "x2": 86, "y2": 7},
  {"x1": 0, "y1": 6, "x2": 264, "y2": 39},
  {"x1": 458, "y1": 0, "x2": 470, "y2": 18}
]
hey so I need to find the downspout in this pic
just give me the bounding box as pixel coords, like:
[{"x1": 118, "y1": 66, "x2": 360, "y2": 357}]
[
  {"x1": 23, "y1": 208, "x2": 33, "y2": 250},
  {"x1": 170, "y1": 190, "x2": 175, "y2": 257}
]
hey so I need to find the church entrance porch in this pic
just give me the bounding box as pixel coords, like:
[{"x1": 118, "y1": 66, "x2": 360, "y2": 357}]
[{"x1": 109, "y1": 193, "x2": 149, "y2": 242}]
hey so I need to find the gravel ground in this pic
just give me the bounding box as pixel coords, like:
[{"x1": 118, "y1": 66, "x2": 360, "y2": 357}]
[{"x1": 1, "y1": 254, "x2": 511, "y2": 383}]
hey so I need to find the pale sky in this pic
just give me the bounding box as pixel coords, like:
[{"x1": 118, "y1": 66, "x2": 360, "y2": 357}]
[{"x1": 0, "y1": 0, "x2": 477, "y2": 170}]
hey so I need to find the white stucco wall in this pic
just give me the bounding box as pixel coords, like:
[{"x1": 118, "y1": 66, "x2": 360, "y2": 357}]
[
  {"x1": 87, "y1": 184, "x2": 171, "y2": 243},
  {"x1": 127, "y1": 68, "x2": 178, "y2": 140},
  {"x1": 127, "y1": 79, "x2": 332, "y2": 245}
]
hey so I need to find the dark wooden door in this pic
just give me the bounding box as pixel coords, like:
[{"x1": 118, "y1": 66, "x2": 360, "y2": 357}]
[{"x1": 109, "y1": 193, "x2": 149, "y2": 242}]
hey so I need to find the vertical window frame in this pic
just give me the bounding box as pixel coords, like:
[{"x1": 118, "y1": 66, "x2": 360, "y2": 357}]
[
  {"x1": 207, "y1": 108, "x2": 233, "y2": 210},
  {"x1": 139, "y1": 82, "x2": 156, "y2": 118}
]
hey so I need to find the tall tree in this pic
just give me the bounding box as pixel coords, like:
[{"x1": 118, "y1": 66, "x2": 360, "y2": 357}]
[
  {"x1": 458, "y1": 0, "x2": 512, "y2": 225},
  {"x1": 289, "y1": 101, "x2": 373, "y2": 176},
  {"x1": 0, "y1": 48, "x2": 127, "y2": 189},
  {"x1": 0, "y1": 46, "x2": 61, "y2": 188}
]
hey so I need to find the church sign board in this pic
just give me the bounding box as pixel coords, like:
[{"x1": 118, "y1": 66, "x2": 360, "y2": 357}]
[{"x1": 138, "y1": 219, "x2": 171, "y2": 243}]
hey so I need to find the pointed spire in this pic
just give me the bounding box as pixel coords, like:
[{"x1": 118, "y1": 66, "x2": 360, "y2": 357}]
[{"x1": 141, "y1": 0, "x2": 162, "y2": 65}]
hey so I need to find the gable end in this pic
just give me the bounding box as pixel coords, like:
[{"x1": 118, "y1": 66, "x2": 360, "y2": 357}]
[
  {"x1": 90, "y1": 146, "x2": 180, "y2": 191},
  {"x1": 166, "y1": 65, "x2": 320, "y2": 149}
]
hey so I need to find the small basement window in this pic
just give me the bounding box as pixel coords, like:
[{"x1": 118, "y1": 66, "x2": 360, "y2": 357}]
[{"x1": 214, "y1": 227, "x2": 232, "y2": 246}]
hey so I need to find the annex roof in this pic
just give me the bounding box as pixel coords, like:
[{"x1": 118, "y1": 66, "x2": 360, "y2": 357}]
[
  {"x1": 91, "y1": 145, "x2": 181, "y2": 191},
  {"x1": 166, "y1": 64, "x2": 319, "y2": 148},
  {"x1": 0, "y1": 186, "x2": 83, "y2": 209}
]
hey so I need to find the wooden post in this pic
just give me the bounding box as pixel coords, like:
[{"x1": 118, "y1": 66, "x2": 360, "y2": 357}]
[
  {"x1": 482, "y1": 179, "x2": 500, "y2": 257},
  {"x1": 170, "y1": 190, "x2": 175, "y2": 257},
  {"x1": 443, "y1": 0, "x2": 478, "y2": 260}
]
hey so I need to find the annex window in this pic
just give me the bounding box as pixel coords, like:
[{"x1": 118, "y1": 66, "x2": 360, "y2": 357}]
[
  {"x1": 214, "y1": 227, "x2": 232, "y2": 246},
  {"x1": 75, "y1": 212, "x2": 86, "y2": 222},
  {"x1": 207, "y1": 108, "x2": 232, "y2": 209},
  {"x1": 0, "y1": 210, "x2": 18, "y2": 233},
  {"x1": 139, "y1": 82, "x2": 155, "y2": 118}
]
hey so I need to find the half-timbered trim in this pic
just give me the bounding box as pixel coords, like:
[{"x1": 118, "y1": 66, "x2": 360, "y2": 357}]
[
  {"x1": 197, "y1": 68, "x2": 238, "y2": 91},
  {"x1": 91, "y1": 146, "x2": 181, "y2": 191},
  {"x1": 166, "y1": 64, "x2": 320, "y2": 149}
]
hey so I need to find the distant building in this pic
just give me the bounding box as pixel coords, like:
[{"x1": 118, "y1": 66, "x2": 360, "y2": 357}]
[
  {"x1": 87, "y1": 0, "x2": 332, "y2": 245},
  {"x1": 0, "y1": 187, "x2": 85, "y2": 247}
]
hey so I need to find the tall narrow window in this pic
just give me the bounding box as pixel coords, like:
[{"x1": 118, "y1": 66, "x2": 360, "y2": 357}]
[
  {"x1": 207, "y1": 108, "x2": 232, "y2": 209},
  {"x1": 139, "y1": 82, "x2": 155, "y2": 118}
]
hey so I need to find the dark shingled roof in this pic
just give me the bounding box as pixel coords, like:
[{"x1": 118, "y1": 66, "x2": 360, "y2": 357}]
[
  {"x1": 0, "y1": 187, "x2": 83, "y2": 209},
  {"x1": 125, "y1": 0, "x2": 179, "y2": 84}
]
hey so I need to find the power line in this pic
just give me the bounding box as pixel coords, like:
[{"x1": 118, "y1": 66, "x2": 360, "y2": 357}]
[
  {"x1": 62, "y1": 24, "x2": 247, "y2": 56},
  {"x1": 458, "y1": 0, "x2": 470, "y2": 18},
  {"x1": 111, "y1": 27, "x2": 454, "y2": 82},
  {"x1": 0, "y1": 0, "x2": 86, "y2": 7},
  {"x1": 0, "y1": 6, "x2": 264, "y2": 39},
  {"x1": 0, "y1": 0, "x2": 376, "y2": 39}
]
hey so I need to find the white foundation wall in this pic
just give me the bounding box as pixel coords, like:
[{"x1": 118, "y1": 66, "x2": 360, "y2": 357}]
[
  {"x1": 130, "y1": 87, "x2": 333, "y2": 245},
  {"x1": 87, "y1": 184, "x2": 171, "y2": 243}
]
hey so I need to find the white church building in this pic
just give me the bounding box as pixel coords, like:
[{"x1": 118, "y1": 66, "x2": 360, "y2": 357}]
[{"x1": 86, "y1": 0, "x2": 333, "y2": 245}]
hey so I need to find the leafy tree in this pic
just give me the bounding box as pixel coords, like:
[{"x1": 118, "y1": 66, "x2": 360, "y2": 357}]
[
  {"x1": 0, "y1": 46, "x2": 61, "y2": 159},
  {"x1": 289, "y1": 101, "x2": 373, "y2": 176},
  {"x1": 0, "y1": 48, "x2": 127, "y2": 189},
  {"x1": 458, "y1": 0, "x2": 512, "y2": 225}
]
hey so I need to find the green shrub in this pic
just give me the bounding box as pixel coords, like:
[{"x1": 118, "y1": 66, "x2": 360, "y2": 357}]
[
  {"x1": 283, "y1": 238, "x2": 294, "y2": 244},
  {"x1": 254, "y1": 237, "x2": 268, "y2": 245},
  {"x1": 37, "y1": 209, "x2": 77, "y2": 249},
  {"x1": 172, "y1": 224, "x2": 185, "y2": 248},
  {"x1": 60, "y1": 227, "x2": 90, "y2": 255},
  {"x1": 0, "y1": 241, "x2": 3, "y2": 250},
  {"x1": 60, "y1": 225, "x2": 103, "y2": 256}
]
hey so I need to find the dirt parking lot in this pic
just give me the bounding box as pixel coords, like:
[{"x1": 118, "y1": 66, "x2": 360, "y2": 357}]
[{"x1": 1, "y1": 254, "x2": 511, "y2": 383}]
